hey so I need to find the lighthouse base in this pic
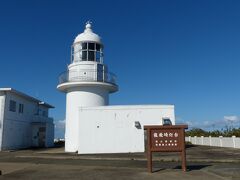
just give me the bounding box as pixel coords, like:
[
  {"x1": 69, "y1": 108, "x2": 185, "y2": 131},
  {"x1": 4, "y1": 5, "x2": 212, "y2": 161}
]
[{"x1": 64, "y1": 86, "x2": 109, "y2": 152}]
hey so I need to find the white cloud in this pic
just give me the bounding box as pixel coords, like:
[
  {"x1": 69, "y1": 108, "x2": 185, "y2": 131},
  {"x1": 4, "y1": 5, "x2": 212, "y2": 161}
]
[
  {"x1": 203, "y1": 121, "x2": 211, "y2": 126},
  {"x1": 180, "y1": 120, "x2": 202, "y2": 129},
  {"x1": 55, "y1": 119, "x2": 65, "y2": 129},
  {"x1": 224, "y1": 115, "x2": 239, "y2": 123},
  {"x1": 54, "y1": 119, "x2": 65, "y2": 139},
  {"x1": 180, "y1": 115, "x2": 240, "y2": 130},
  {"x1": 185, "y1": 121, "x2": 194, "y2": 126}
]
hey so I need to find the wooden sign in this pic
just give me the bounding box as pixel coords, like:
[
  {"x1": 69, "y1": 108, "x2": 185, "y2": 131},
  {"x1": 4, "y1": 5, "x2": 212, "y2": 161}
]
[{"x1": 144, "y1": 125, "x2": 188, "y2": 172}]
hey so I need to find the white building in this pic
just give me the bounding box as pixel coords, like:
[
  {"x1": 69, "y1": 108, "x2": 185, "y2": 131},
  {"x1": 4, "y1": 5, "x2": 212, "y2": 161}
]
[
  {"x1": 57, "y1": 22, "x2": 175, "y2": 154},
  {"x1": 0, "y1": 88, "x2": 54, "y2": 151}
]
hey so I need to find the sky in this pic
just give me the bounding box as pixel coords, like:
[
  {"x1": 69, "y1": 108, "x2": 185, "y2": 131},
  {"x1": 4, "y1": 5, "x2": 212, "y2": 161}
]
[{"x1": 0, "y1": 0, "x2": 240, "y2": 138}]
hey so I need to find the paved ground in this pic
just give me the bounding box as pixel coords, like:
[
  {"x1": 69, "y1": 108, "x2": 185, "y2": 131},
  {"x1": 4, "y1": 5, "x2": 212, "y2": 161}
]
[{"x1": 0, "y1": 145, "x2": 240, "y2": 180}]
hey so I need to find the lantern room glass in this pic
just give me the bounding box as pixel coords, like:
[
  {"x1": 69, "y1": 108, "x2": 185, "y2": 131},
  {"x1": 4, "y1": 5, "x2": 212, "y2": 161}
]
[{"x1": 72, "y1": 42, "x2": 103, "y2": 63}]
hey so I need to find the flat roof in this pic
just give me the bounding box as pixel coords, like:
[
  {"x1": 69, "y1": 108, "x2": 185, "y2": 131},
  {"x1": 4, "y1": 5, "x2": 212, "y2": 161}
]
[
  {"x1": 79, "y1": 104, "x2": 174, "y2": 111},
  {"x1": 0, "y1": 88, "x2": 54, "y2": 108}
]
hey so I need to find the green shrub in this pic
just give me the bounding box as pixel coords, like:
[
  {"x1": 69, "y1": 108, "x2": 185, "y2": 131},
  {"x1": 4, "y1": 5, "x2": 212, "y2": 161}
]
[{"x1": 185, "y1": 128, "x2": 240, "y2": 137}]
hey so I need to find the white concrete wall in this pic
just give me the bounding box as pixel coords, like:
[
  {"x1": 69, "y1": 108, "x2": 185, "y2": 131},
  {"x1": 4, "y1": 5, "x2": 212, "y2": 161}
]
[
  {"x1": 68, "y1": 61, "x2": 98, "y2": 71},
  {"x1": 77, "y1": 105, "x2": 175, "y2": 154},
  {"x1": 221, "y1": 137, "x2": 233, "y2": 148},
  {"x1": 68, "y1": 62, "x2": 107, "y2": 81},
  {"x1": 65, "y1": 86, "x2": 109, "y2": 152},
  {"x1": 2, "y1": 92, "x2": 34, "y2": 150},
  {"x1": 211, "y1": 137, "x2": 221, "y2": 147},
  {"x1": 203, "y1": 137, "x2": 210, "y2": 146},
  {"x1": 68, "y1": 62, "x2": 97, "y2": 81},
  {"x1": 235, "y1": 138, "x2": 240, "y2": 148},
  {"x1": 186, "y1": 136, "x2": 240, "y2": 148}
]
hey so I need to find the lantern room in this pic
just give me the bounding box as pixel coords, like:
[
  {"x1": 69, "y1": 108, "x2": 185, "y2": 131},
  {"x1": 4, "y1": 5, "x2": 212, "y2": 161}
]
[{"x1": 72, "y1": 22, "x2": 104, "y2": 63}]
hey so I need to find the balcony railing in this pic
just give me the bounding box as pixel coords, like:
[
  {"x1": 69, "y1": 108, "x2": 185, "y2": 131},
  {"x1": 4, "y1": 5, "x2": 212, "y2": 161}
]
[
  {"x1": 58, "y1": 70, "x2": 117, "y2": 85},
  {"x1": 32, "y1": 115, "x2": 54, "y2": 123}
]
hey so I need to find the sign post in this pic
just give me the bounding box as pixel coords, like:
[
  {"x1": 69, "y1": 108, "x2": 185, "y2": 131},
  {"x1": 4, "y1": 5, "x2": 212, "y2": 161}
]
[{"x1": 144, "y1": 125, "x2": 188, "y2": 173}]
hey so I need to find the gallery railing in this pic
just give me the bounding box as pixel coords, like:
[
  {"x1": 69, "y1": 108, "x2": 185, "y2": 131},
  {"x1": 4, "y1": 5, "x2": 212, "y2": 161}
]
[{"x1": 58, "y1": 70, "x2": 117, "y2": 85}]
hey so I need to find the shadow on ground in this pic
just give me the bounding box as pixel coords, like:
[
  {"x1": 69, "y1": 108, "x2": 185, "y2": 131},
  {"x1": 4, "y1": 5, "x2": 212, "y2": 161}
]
[{"x1": 151, "y1": 160, "x2": 211, "y2": 172}]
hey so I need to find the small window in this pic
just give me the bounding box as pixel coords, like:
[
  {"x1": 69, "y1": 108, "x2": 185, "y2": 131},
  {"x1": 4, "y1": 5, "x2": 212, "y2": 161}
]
[
  {"x1": 42, "y1": 111, "x2": 47, "y2": 117},
  {"x1": 88, "y1": 43, "x2": 95, "y2": 50},
  {"x1": 82, "y1": 51, "x2": 87, "y2": 60},
  {"x1": 96, "y1": 44, "x2": 100, "y2": 51},
  {"x1": 82, "y1": 43, "x2": 87, "y2": 50},
  {"x1": 9, "y1": 100, "x2": 16, "y2": 112},
  {"x1": 19, "y1": 104, "x2": 24, "y2": 114},
  {"x1": 88, "y1": 51, "x2": 95, "y2": 61},
  {"x1": 96, "y1": 51, "x2": 100, "y2": 61}
]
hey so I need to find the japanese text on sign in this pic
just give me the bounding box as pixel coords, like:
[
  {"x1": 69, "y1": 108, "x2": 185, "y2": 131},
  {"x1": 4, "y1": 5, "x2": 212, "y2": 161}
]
[{"x1": 150, "y1": 129, "x2": 182, "y2": 150}]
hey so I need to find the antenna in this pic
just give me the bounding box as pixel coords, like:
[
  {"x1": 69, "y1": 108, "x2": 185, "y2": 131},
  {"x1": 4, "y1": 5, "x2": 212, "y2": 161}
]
[{"x1": 86, "y1": 20, "x2": 92, "y2": 25}]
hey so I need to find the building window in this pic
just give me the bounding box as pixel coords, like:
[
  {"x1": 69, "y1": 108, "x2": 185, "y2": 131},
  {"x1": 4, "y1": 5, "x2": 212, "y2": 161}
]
[
  {"x1": 42, "y1": 110, "x2": 47, "y2": 117},
  {"x1": 9, "y1": 100, "x2": 16, "y2": 112},
  {"x1": 19, "y1": 103, "x2": 24, "y2": 114}
]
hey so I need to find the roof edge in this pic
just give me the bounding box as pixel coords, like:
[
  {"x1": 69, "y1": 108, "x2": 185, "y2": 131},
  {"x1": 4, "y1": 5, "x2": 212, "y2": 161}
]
[{"x1": 0, "y1": 88, "x2": 54, "y2": 108}]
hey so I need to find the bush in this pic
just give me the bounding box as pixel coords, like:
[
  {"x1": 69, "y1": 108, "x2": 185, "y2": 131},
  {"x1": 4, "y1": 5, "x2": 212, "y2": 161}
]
[
  {"x1": 185, "y1": 128, "x2": 209, "y2": 137},
  {"x1": 186, "y1": 128, "x2": 240, "y2": 137}
]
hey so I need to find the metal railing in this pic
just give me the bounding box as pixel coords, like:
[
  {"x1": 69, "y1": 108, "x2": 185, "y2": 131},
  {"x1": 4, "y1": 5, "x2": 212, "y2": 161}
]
[
  {"x1": 58, "y1": 69, "x2": 117, "y2": 85},
  {"x1": 32, "y1": 115, "x2": 54, "y2": 123}
]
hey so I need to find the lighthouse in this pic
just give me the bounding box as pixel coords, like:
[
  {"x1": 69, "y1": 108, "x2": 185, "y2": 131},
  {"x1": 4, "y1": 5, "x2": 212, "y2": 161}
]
[
  {"x1": 57, "y1": 22, "x2": 118, "y2": 152},
  {"x1": 58, "y1": 22, "x2": 175, "y2": 154}
]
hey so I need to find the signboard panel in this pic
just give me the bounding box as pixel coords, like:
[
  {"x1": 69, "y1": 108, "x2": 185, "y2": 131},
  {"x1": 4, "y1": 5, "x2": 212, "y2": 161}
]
[
  {"x1": 150, "y1": 128, "x2": 183, "y2": 151},
  {"x1": 144, "y1": 125, "x2": 188, "y2": 173}
]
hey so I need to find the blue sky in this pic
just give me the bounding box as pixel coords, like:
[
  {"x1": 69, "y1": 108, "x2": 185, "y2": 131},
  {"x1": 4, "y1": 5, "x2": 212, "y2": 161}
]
[{"x1": 1, "y1": 0, "x2": 240, "y2": 137}]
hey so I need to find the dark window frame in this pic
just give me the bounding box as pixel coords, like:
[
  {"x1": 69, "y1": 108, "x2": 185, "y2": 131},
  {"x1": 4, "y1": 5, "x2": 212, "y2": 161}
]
[
  {"x1": 9, "y1": 100, "x2": 16, "y2": 112},
  {"x1": 18, "y1": 103, "x2": 24, "y2": 114}
]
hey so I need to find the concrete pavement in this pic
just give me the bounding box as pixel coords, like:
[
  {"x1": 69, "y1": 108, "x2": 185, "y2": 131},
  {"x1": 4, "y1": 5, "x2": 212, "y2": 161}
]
[{"x1": 0, "y1": 145, "x2": 239, "y2": 180}]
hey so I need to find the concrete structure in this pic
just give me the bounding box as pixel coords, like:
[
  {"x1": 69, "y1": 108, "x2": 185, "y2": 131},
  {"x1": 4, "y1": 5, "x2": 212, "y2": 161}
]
[
  {"x1": 0, "y1": 88, "x2": 54, "y2": 150},
  {"x1": 186, "y1": 136, "x2": 240, "y2": 149},
  {"x1": 57, "y1": 22, "x2": 175, "y2": 153},
  {"x1": 78, "y1": 105, "x2": 175, "y2": 154}
]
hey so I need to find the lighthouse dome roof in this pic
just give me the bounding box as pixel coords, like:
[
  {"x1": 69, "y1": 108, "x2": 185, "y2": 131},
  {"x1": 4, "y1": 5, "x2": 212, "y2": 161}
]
[{"x1": 74, "y1": 22, "x2": 102, "y2": 44}]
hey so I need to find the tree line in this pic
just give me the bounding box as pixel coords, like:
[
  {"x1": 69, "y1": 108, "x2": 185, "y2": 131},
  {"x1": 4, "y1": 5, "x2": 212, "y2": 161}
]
[{"x1": 185, "y1": 127, "x2": 240, "y2": 137}]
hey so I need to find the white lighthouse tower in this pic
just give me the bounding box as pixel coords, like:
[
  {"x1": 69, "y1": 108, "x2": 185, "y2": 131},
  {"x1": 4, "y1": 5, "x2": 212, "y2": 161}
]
[{"x1": 57, "y1": 22, "x2": 118, "y2": 152}]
